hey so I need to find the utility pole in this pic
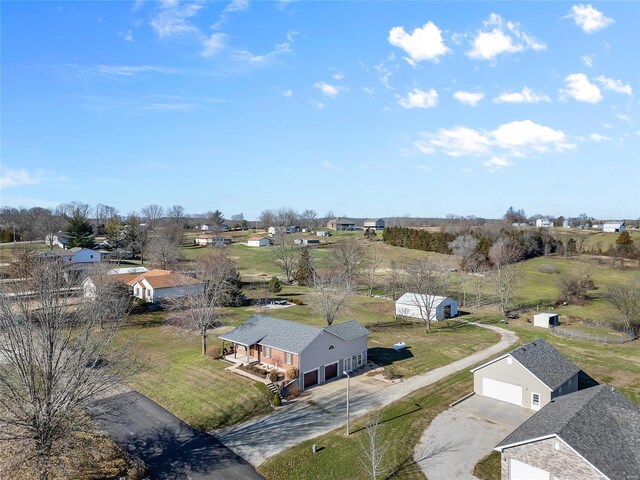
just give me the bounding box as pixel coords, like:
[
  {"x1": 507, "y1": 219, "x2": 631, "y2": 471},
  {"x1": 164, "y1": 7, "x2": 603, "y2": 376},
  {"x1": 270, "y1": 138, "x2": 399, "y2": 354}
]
[{"x1": 343, "y1": 370, "x2": 351, "y2": 435}]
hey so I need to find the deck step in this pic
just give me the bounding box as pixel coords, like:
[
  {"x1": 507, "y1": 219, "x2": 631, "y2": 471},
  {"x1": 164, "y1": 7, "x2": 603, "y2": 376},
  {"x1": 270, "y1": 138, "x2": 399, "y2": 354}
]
[{"x1": 267, "y1": 381, "x2": 281, "y2": 399}]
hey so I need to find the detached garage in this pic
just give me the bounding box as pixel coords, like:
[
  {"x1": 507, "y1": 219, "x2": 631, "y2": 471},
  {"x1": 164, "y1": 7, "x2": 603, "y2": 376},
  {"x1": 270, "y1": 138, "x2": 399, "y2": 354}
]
[
  {"x1": 395, "y1": 293, "x2": 458, "y2": 321},
  {"x1": 471, "y1": 339, "x2": 581, "y2": 410}
]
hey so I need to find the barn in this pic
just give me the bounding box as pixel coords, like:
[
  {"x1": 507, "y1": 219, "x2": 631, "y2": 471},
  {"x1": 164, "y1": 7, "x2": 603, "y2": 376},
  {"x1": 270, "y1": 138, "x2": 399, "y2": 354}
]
[{"x1": 395, "y1": 293, "x2": 458, "y2": 321}]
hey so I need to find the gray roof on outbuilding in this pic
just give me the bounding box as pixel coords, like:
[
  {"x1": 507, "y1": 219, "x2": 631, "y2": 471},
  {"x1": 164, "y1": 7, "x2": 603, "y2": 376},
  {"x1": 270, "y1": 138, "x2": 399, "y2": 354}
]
[
  {"x1": 220, "y1": 315, "x2": 368, "y2": 355},
  {"x1": 325, "y1": 320, "x2": 369, "y2": 341},
  {"x1": 496, "y1": 385, "x2": 640, "y2": 480},
  {"x1": 509, "y1": 338, "x2": 581, "y2": 391}
]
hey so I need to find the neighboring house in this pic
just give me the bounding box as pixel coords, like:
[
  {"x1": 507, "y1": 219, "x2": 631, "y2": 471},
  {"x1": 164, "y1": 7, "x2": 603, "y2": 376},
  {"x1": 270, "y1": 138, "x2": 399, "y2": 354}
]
[
  {"x1": 471, "y1": 338, "x2": 580, "y2": 410},
  {"x1": 82, "y1": 271, "x2": 139, "y2": 298},
  {"x1": 247, "y1": 236, "x2": 270, "y2": 247},
  {"x1": 535, "y1": 219, "x2": 553, "y2": 228},
  {"x1": 55, "y1": 247, "x2": 102, "y2": 264},
  {"x1": 107, "y1": 267, "x2": 148, "y2": 275},
  {"x1": 495, "y1": 384, "x2": 639, "y2": 480},
  {"x1": 194, "y1": 234, "x2": 232, "y2": 247},
  {"x1": 220, "y1": 315, "x2": 369, "y2": 390},
  {"x1": 533, "y1": 313, "x2": 559, "y2": 329},
  {"x1": 562, "y1": 220, "x2": 571, "y2": 228},
  {"x1": 395, "y1": 293, "x2": 458, "y2": 321},
  {"x1": 293, "y1": 238, "x2": 321, "y2": 246},
  {"x1": 316, "y1": 230, "x2": 331, "y2": 237},
  {"x1": 364, "y1": 218, "x2": 385, "y2": 230},
  {"x1": 201, "y1": 224, "x2": 230, "y2": 232},
  {"x1": 44, "y1": 234, "x2": 69, "y2": 249},
  {"x1": 268, "y1": 226, "x2": 300, "y2": 235},
  {"x1": 128, "y1": 270, "x2": 204, "y2": 303},
  {"x1": 199, "y1": 224, "x2": 213, "y2": 231},
  {"x1": 603, "y1": 221, "x2": 625, "y2": 233},
  {"x1": 592, "y1": 224, "x2": 603, "y2": 230},
  {"x1": 327, "y1": 218, "x2": 356, "y2": 231}
]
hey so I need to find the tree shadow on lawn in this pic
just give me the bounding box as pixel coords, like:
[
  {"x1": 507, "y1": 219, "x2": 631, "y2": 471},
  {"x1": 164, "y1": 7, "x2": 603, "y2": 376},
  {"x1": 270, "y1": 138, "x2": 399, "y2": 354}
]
[
  {"x1": 386, "y1": 440, "x2": 462, "y2": 479},
  {"x1": 349, "y1": 403, "x2": 422, "y2": 436},
  {"x1": 368, "y1": 347, "x2": 414, "y2": 367}
]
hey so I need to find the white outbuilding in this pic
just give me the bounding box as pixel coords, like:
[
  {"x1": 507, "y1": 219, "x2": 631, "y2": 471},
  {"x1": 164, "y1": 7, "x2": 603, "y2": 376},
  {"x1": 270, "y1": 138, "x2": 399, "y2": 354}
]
[
  {"x1": 533, "y1": 313, "x2": 559, "y2": 328},
  {"x1": 247, "y1": 236, "x2": 270, "y2": 247},
  {"x1": 603, "y1": 221, "x2": 625, "y2": 233},
  {"x1": 395, "y1": 293, "x2": 458, "y2": 321}
]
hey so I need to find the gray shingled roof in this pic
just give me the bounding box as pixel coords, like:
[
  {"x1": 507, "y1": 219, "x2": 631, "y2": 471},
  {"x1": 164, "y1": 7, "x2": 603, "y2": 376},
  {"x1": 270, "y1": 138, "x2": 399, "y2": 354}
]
[
  {"x1": 509, "y1": 338, "x2": 581, "y2": 391},
  {"x1": 325, "y1": 320, "x2": 369, "y2": 341},
  {"x1": 496, "y1": 385, "x2": 640, "y2": 480}
]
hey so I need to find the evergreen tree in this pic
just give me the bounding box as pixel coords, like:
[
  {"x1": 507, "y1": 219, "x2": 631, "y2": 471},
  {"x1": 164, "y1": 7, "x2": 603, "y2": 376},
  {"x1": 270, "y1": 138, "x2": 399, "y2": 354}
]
[
  {"x1": 616, "y1": 231, "x2": 634, "y2": 257},
  {"x1": 295, "y1": 248, "x2": 315, "y2": 286},
  {"x1": 224, "y1": 270, "x2": 244, "y2": 306},
  {"x1": 65, "y1": 212, "x2": 95, "y2": 248},
  {"x1": 268, "y1": 275, "x2": 282, "y2": 294}
]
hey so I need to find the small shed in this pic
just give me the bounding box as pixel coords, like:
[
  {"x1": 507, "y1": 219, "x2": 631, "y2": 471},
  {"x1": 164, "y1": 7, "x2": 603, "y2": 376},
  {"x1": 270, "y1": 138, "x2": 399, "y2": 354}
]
[
  {"x1": 395, "y1": 293, "x2": 458, "y2": 321},
  {"x1": 533, "y1": 313, "x2": 559, "y2": 328},
  {"x1": 248, "y1": 236, "x2": 269, "y2": 247}
]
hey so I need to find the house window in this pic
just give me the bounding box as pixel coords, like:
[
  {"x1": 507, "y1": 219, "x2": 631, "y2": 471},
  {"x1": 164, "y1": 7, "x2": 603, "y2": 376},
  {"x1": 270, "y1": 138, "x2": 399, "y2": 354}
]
[
  {"x1": 147, "y1": 289, "x2": 151, "y2": 297},
  {"x1": 357, "y1": 353, "x2": 363, "y2": 366},
  {"x1": 285, "y1": 352, "x2": 292, "y2": 365},
  {"x1": 264, "y1": 346, "x2": 271, "y2": 358},
  {"x1": 135, "y1": 288, "x2": 140, "y2": 296},
  {"x1": 344, "y1": 357, "x2": 352, "y2": 372},
  {"x1": 532, "y1": 393, "x2": 541, "y2": 408},
  {"x1": 328, "y1": 345, "x2": 335, "y2": 350}
]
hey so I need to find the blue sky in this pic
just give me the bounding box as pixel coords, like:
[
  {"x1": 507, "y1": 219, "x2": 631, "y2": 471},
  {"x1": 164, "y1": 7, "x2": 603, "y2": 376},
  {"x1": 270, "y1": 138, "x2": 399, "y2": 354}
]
[{"x1": 1, "y1": 1, "x2": 639, "y2": 219}]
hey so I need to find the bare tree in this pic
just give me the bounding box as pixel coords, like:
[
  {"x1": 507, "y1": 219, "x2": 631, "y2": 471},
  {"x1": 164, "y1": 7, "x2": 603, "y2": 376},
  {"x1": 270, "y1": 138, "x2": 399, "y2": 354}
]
[
  {"x1": 275, "y1": 207, "x2": 299, "y2": 228},
  {"x1": 448, "y1": 234, "x2": 479, "y2": 272},
  {"x1": 470, "y1": 264, "x2": 488, "y2": 308},
  {"x1": 604, "y1": 282, "x2": 640, "y2": 333},
  {"x1": 270, "y1": 232, "x2": 299, "y2": 283},
  {"x1": 84, "y1": 264, "x2": 132, "y2": 329},
  {"x1": 0, "y1": 260, "x2": 134, "y2": 479},
  {"x1": 405, "y1": 259, "x2": 450, "y2": 332},
  {"x1": 36, "y1": 209, "x2": 64, "y2": 250},
  {"x1": 488, "y1": 238, "x2": 523, "y2": 314},
  {"x1": 141, "y1": 204, "x2": 164, "y2": 230},
  {"x1": 147, "y1": 235, "x2": 182, "y2": 269},
  {"x1": 388, "y1": 260, "x2": 403, "y2": 302},
  {"x1": 330, "y1": 240, "x2": 367, "y2": 290},
  {"x1": 310, "y1": 273, "x2": 350, "y2": 325},
  {"x1": 170, "y1": 249, "x2": 237, "y2": 356},
  {"x1": 301, "y1": 209, "x2": 317, "y2": 230},
  {"x1": 365, "y1": 243, "x2": 384, "y2": 297},
  {"x1": 58, "y1": 201, "x2": 92, "y2": 220},
  {"x1": 259, "y1": 209, "x2": 275, "y2": 230},
  {"x1": 358, "y1": 411, "x2": 392, "y2": 480}
]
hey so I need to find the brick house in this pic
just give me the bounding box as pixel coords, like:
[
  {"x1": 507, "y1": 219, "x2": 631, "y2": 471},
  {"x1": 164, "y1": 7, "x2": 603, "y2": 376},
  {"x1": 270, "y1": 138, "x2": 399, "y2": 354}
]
[
  {"x1": 495, "y1": 384, "x2": 640, "y2": 480},
  {"x1": 220, "y1": 315, "x2": 369, "y2": 390}
]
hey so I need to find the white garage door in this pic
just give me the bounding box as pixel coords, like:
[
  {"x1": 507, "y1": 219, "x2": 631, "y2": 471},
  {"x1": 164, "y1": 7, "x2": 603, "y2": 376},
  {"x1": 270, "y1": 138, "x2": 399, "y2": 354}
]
[
  {"x1": 482, "y1": 377, "x2": 523, "y2": 406},
  {"x1": 510, "y1": 459, "x2": 550, "y2": 480}
]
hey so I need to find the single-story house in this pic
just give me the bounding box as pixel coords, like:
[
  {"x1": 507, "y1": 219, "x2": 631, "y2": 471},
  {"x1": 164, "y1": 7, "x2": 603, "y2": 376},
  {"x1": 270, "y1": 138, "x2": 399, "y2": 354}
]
[
  {"x1": 471, "y1": 338, "x2": 580, "y2": 410},
  {"x1": 247, "y1": 236, "x2": 270, "y2": 247},
  {"x1": 533, "y1": 313, "x2": 559, "y2": 329},
  {"x1": 200, "y1": 224, "x2": 230, "y2": 232},
  {"x1": 535, "y1": 219, "x2": 554, "y2": 228},
  {"x1": 82, "y1": 271, "x2": 140, "y2": 298},
  {"x1": 327, "y1": 218, "x2": 356, "y2": 231},
  {"x1": 55, "y1": 247, "x2": 102, "y2": 264},
  {"x1": 294, "y1": 238, "x2": 321, "y2": 246},
  {"x1": 194, "y1": 234, "x2": 232, "y2": 247},
  {"x1": 268, "y1": 226, "x2": 300, "y2": 235},
  {"x1": 562, "y1": 220, "x2": 571, "y2": 228},
  {"x1": 44, "y1": 234, "x2": 69, "y2": 249},
  {"x1": 220, "y1": 315, "x2": 369, "y2": 391},
  {"x1": 603, "y1": 221, "x2": 625, "y2": 233},
  {"x1": 127, "y1": 269, "x2": 204, "y2": 303},
  {"x1": 395, "y1": 293, "x2": 458, "y2": 321},
  {"x1": 495, "y1": 384, "x2": 639, "y2": 480},
  {"x1": 316, "y1": 230, "x2": 331, "y2": 237},
  {"x1": 364, "y1": 218, "x2": 385, "y2": 230},
  {"x1": 199, "y1": 224, "x2": 213, "y2": 231}
]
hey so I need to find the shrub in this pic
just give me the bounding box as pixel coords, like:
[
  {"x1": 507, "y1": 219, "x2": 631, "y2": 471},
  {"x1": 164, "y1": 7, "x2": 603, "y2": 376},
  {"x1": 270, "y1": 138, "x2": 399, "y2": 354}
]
[
  {"x1": 285, "y1": 366, "x2": 299, "y2": 380},
  {"x1": 537, "y1": 264, "x2": 559, "y2": 274},
  {"x1": 259, "y1": 368, "x2": 268, "y2": 376},
  {"x1": 272, "y1": 393, "x2": 282, "y2": 407},
  {"x1": 206, "y1": 344, "x2": 222, "y2": 359},
  {"x1": 286, "y1": 298, "x2": 305, "y2": 306},
  {"x1": 268, "y1": 371, "x2": 279, "y2": 382},
  {"x1": 285, "y1": 384, "x2": 301, "y2": 399}
]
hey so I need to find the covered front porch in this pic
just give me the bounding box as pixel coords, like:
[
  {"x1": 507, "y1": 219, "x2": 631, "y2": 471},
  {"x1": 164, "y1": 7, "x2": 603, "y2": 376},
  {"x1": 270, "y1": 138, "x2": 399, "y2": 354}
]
[{"x1": 221, "y1": 341, "x2": 259, "y2": 365}]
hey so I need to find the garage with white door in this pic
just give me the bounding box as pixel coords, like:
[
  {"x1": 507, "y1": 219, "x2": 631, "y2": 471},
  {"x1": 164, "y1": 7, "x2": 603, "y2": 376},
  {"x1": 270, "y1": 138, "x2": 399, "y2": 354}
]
[{"x1": 482, "y1": 378, "x2": 523, "y2": 406}]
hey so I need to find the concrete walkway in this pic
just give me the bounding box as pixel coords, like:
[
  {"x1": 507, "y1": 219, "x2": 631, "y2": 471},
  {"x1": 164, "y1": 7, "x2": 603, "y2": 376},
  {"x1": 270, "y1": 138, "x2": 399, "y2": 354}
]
[{"x1": 213, "y1": 322, "x2": 518, "y2": 467}]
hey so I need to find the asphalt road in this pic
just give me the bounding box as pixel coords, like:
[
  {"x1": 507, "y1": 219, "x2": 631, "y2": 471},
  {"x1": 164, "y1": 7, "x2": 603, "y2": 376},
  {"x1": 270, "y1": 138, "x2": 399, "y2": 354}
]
[{"x1": 96, "y1": 391, "x2": 263, "y2": 480}]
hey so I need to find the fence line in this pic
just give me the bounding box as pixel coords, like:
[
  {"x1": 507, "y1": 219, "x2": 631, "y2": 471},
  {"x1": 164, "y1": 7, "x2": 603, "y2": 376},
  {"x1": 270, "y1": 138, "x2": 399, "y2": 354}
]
[{"x1": 549, "y1": 326, "x2": 635, "y2": 344}]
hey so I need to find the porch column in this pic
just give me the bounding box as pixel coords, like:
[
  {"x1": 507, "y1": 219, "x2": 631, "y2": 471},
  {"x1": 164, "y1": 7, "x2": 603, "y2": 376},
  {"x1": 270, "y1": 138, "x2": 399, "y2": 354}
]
[{"x1": 246, "y1": 346, "x2": 250, "y2": 362}]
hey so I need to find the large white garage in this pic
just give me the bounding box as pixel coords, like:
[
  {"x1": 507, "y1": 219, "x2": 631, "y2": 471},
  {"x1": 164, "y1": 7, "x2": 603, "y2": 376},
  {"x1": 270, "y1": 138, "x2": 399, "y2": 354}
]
[
  {"x1": 482, "y1": 378, "x2": 523, "y2": 406},
  {"x1": 509, "y1": 459, "x2": 550, "y2": 480}
]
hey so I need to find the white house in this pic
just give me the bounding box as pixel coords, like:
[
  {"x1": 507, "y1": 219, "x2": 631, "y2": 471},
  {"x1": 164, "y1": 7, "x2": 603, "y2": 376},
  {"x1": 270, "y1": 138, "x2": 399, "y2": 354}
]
[
  {"x1": 44, "y1": 234, "x2": 69, "y2": 249},
  {"x1": 247, "y1": 236, "x2": 270, "y2": 247},
  {"x1": 535, "y1": 219, "x2": 553, "y2": 228},
  {"x1": 268, "y1": 226, "x2": 300, "y2": 235},
  {"x1": 364, "y1": 218, "x2": 385, "y2": 230},
  {"x1": 128, "y1": 270, "x2": 204, "y2": 303},
  {"x1": 533, "y1": 313, "x2": 559, "y2": 329},
  {"x1": 55, "y1": 247, "x2": 102, "y2": 264},
  {"x1": 201, "y1": 224, "x2": 230, "y2": 232},
  {"x1": 562, "y1": 220, "x2": 570, "y2": 228},
  {"x1": 603, "y1": 221, "x2": 625, "y2": 233},
  {"x1": 395, "y1": 293, "x2": 458, "y2": 321},
  {"x1": 294, "y1": 238, "x2": 321, "y2": 246},
  {"x1": 194, "y1": 234, "x2": 232, "y2": 247},
  {"x1": 316, "y1": 230, "x2": 331, "y2": 237}
]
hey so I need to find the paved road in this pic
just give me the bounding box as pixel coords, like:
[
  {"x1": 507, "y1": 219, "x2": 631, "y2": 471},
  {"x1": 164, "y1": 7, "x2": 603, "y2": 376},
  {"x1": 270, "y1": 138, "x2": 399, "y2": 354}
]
[
  {"x1": 214, "y1": 322, "x2": 518, "y2": 466},
  {"x1": 97, "y1": 391, "x2": 263, "y2": 480},
  {"x1": 414, "y1": 396, "x2": 532, "y2": 480}
]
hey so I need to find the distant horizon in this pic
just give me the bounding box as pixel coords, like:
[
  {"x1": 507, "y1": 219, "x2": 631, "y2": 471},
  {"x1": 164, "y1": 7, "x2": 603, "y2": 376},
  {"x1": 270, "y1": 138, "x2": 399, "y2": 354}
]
[{"x1": 2, "y1": 1, "x2": 638, "y2": 218}]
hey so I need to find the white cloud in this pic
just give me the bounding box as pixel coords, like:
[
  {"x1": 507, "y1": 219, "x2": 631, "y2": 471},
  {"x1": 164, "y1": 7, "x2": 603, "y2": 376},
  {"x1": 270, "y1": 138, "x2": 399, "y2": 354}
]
[
  {"x1": 466, "y1": 13, "x2": 546, "y2": 61},
  {"x1": 483, "y1": 156, "x2": 512, "y2": 172},
  {"x1": 417, "y1": 164, "x2": 432, "y2": 171},
  {"x1": 567, "y1": 4, "x2": 614, "y2": 34},
  {"x1": 559, "y1": 73, "x2": 602, "y2": 103},
  {"x1": 363, "y1": 87, "x2": 375, "y2": 95},
  {"x1": 493, "y1": 87, "x2": 551, "y2": 104},
  {"x1": 95, "y1": 64, "x2": 180, "y2": 76},
  {"x1": 311, "y1": 100, "x2": 325, "y2": 110},
  {"x1": 202, "y1": 33, "x2": 227, "y2": 58},
  {"x1": 150, "y1": 2, "x2": 203, "y2": 39},
  {"x1": 398, "y1": 88, "x2": 438, "y2": 109},
  {"x1": 118, "y1": 29, "x2": 133, "y2": 42},
  {"x1": 615, "y1": 113, "x2": 632, "y2": 122},
  {"x1": 388, "y1": 21, "x2": 450, "y2": 64},
  {"x1": 314, "y1": 81, "x2": 342, "y2": 98},
  {"x1": 0, "y1": 168, "x2": 67, "y2": 189},
  {"x1": 232, "y1": 42, "x2": 291, "y2": 65},
  {"x1": 595, "y1": 75, "x2": 633, "y2": 96},
  {"x1": 332, "y1": 71, "x2": 345, "y2": 80},
  {"x1": 578, "y1": 133, "x2": 611, "y2": 142},
  {"x1": 603, "y1": 123, "x2": 614, "y2": 129},
  {"x1": 282, "y1": 89, "x2": 293, "y2": 97},
  {"x1": 453, "y1": 91, "x2": 485, "y2": 107},
  {"x1": 224, "y1": 0, "x2": 249, "y2": 13},
  {"x1": 581, "y1": 54, "x2": 594, "y2": 67},
  {"x1": 144, "y1": 102, "x2": 196, "y2": 111},
  {"x1": 415, "y1": 120, "x2": 574, "y2": 163},
  {"x1": 321, "y1": 160, "x2": 343, "y2": 172}
]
